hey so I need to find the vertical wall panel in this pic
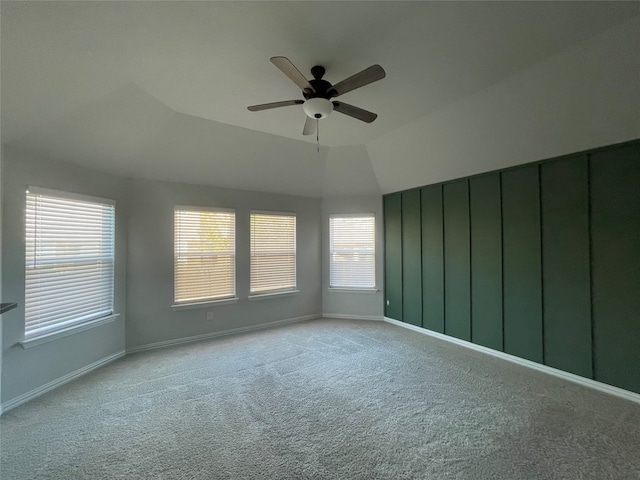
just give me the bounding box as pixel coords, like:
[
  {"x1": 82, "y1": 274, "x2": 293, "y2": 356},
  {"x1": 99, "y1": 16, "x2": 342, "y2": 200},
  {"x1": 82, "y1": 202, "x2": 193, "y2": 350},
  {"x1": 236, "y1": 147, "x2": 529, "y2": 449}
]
[
  {"x1": 384, "y1": 194, "x2": 403, "y2": 320},
  {"x1": 591, "y1": 144, "x2": 640, "y2": 393},
  {"x1": 541, "y1": 156, "x2": 592, "y2": 378},
  {"x1": 502, "y1": 166, "x2": 543, "y2": 363},
  {"x1": 469, "y1": 174, "x2": 503, "y2": 351},
  {"x1": 443, "y1": 180, "x2": 471, "y2": 341},
  {"x1": 421, "y1": 185, "x2": 444, "y2": 333},
  {"x1": 401, "y1": 190, "x2": 422, "y2": 326}
]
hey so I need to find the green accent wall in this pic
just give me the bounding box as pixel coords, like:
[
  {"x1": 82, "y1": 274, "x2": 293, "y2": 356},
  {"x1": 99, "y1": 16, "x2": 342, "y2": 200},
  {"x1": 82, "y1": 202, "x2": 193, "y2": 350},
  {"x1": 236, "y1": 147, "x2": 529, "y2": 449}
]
[
  {"x1": 502, "y1": 166, "x2": 543, "y2": 363},
  {"x1": 384, "y1": 193, "x2": 402, "y2": 320},
  {"x1": 591, "y1": 143, "x2": 640, "y2": 394},
  {"x1": 421, "y1": 186, "x2": 444, "y2": 333},
  {"x1": 470, "y1": 174, "x2": 503, "y2": 351},
  {"x1": 383, "y1": 139, "x2": 640, "y2": 395},
  {"x1": 401, "y1": 190, "x2": 422, "y2": 326},
  {"x1": 443, "y1": 180, "x2": 471, "y2": 341},
  {"x1": 541, "y1": 156, "x2": 592, "y2": 378}
]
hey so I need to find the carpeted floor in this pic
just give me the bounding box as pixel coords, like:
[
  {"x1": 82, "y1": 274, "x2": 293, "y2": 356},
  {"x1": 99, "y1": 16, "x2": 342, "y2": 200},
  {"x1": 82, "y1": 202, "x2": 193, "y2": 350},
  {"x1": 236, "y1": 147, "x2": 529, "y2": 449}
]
[{"x1": 1, "y1": 318, "x2": 639, "y2": 479}]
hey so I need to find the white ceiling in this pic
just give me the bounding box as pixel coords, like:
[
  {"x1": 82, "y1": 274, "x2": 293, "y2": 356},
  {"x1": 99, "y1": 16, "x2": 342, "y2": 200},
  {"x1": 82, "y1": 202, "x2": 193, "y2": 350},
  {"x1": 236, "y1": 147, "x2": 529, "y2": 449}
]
[{"x1": 2, "y1": 1, "x2": 639, "y2": 196}]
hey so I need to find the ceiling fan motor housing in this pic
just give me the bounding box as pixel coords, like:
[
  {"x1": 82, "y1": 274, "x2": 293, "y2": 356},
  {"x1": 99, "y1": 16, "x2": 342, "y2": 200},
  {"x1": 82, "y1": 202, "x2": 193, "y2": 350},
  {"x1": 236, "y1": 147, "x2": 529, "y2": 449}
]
[{"x1": 303, "y1": 66, "x2": 335, "y2": 100}]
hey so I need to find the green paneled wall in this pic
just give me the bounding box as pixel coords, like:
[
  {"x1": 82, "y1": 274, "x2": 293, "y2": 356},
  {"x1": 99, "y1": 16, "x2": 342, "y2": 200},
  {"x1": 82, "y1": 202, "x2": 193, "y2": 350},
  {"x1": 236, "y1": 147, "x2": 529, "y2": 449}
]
[
  {"x1": 591, "y1": 144, "x2": 640, "y2": 394},
  {"x1": 470, "y1": 174, "x2": 503, "y2": 351},
  {"x1": 541, "y1": 156, "x2": 592, "y2": 378},
  {"x1": 502, "y1": 166, "x2": 543, "y2": 363},
  {"x1": 421, "y1": 186, "x2": 444, "y2": 333},
  {"x1": 383, "y1": 139, "x2": 640, "y2": 395},
  {"x1": 443, "y1": 180, "x2": 471, "y2": 341},
  {"x1": 401, "y1": 190, "x2": 422, "y2": 326},
  {"x1": 384, "y1": 193, "x2": 402, "y2": 320}
]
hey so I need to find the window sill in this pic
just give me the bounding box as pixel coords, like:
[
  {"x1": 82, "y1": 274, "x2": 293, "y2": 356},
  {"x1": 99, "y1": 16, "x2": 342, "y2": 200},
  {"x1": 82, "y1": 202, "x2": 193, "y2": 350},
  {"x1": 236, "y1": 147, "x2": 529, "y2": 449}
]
[
  {"x1": 172, "y1": 297, "x2": 239, "y2": 311},
  {"x1": 248, "y1": 290, "x2": 300, "y2": 301},
  {"x1": 20, "y1": 314, "x2": 120, "y2": 349},
  {"x1": 328, "y1": 287, "x2": 379, "y2": 294}
]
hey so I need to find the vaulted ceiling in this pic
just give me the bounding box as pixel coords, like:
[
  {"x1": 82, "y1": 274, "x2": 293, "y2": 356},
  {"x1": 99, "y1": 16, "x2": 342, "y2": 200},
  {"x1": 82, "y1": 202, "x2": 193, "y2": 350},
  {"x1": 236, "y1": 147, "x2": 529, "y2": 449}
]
[{"x1": 2, "y1": 1, "x2": 639, "y2": 197}]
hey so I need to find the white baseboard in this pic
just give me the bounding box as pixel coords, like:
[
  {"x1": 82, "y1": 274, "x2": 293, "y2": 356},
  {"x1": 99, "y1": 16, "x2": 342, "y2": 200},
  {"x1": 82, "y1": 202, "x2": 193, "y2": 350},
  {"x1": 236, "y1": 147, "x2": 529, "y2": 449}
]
[
  {"x1": 384, "y1": 317, "x2": 640, "y2": 405},
  {"x1": 127, "y1": 314, "x2": 321, "y2": 354},
  {"x1": 1, "y1": 350, "x2": 126, "y2": 415},
  {"x1": 322, "y1": 313, "x2": 384, "y2": 321}
]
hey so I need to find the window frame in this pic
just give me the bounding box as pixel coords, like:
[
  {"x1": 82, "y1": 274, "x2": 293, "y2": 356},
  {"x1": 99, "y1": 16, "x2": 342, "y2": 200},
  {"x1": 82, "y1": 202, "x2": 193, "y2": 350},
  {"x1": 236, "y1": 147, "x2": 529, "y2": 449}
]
[
  {"x1": 173, "y1": 205, "x2": 237, "y2": 308},
  {"x1": 329, "y1": 213, "x2": 377, "y2": 291},
  {"x1": 249, "y1": 210, "x2": 297, "y2": 297},
  {"x1": 23, "y1": 186, "x2": 117, "y2": 341}
]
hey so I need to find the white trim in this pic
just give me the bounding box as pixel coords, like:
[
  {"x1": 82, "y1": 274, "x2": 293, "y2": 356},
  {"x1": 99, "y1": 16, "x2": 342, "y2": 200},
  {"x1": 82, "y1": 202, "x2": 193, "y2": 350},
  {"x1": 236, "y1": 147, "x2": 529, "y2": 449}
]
[
  {"x1": 174, "y1": 205, "x2": 235, "y2": 214},
  {"x1": 329, "y1": 213, "x2": 375, "y2": 219},
  {"x1": 1, "y1": 350, "x2": 125, "y2": 414},
  {"x1": 172, "y1": 298, "x2": 239, "y2": 311},
  {"x1": 250, "y1": 209, "x2": 296, "y2": 217},
  {"x1": 384, "y1": 317, "x2": 640, "y2": 405},
  {"x1": 328, "y1": 287, "x2": 379, "y2": 293},
  {"x1": 127, "y1": 314, "x2": 320, "y2": 354},
  {"x1": 323, "y1": 313, "x2": 383, "y2": 321},
  {"x1": 27, "y1": 185, "x2": 116, "y2": 206},
  {"x1": 20, "y1": 314, "x2": 120, "y2": 349},
  {"x1": 248, "y1": 290, "x2": 299, "y2": 301}
]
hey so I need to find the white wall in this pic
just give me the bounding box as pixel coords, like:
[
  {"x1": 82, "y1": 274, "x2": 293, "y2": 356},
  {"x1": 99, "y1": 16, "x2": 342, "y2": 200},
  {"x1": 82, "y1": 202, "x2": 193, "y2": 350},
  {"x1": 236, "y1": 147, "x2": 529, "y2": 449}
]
[
  {"x1": 322, "y1": 145, "x2": 381, "y2": 197},
  {"x1": 125, "y1": 178, "x2": 322, "y2": 350},
  {"x1": 321, "y1": 195, "x2": 384, "y2": 320},
  {"x1": 367, "y1": 16, "x2": 640, "y2": 193},
  {"x1": 1, "y1": 146, "x2": 128, "y2": 404}
]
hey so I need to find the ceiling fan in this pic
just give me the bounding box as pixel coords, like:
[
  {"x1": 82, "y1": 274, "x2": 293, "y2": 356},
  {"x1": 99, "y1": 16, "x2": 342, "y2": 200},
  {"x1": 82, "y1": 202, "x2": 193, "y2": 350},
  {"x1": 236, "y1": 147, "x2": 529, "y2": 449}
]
[{"x1": 247, "y1": 56, "x2": 386, "y2": 136}]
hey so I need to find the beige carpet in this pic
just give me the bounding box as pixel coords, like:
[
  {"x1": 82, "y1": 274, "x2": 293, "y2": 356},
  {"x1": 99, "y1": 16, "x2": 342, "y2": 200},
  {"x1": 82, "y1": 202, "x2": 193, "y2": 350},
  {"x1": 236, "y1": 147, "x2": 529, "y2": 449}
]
[{"x1": 1, "y1": 318, "x2": 639, "y2": 479}]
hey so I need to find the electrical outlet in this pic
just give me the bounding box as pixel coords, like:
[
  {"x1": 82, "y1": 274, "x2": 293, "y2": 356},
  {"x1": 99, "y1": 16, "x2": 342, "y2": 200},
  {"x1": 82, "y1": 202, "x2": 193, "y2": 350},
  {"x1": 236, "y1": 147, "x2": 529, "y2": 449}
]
[
  {"x1": 206, "y1": 311, "x2": 214, "y2": 320},
  {"x1": 386, "y1": 300, "x2": 389, "y2": 306}
]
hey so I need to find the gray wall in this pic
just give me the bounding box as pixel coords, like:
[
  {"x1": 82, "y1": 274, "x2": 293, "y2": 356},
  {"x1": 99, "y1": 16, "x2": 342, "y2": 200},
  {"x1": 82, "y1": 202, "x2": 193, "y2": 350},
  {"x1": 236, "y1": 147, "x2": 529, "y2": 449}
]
[
  {"x1": 125, "y1": 178, "x2": 322, "y2": 350},
  {"x1": 1, "y1": 146, "x2": 128, "y2": 404},
  {"x1": 321, "y1": 196, "x2": 384, "y2": 319}
]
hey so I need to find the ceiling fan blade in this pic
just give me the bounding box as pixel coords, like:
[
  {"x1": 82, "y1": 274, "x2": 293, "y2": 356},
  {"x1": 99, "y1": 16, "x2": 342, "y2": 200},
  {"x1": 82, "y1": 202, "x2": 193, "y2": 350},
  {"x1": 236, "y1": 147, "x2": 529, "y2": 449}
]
[
  {"x1": 329, "y1": 65, "x2": 386, "y2": 97},
  {"x1": 303, "y1": 116, "x2": 316, "y2": 136},
  {"x1": 332, "y1": 101, "x2": 377, "y2": 123},
  {"x1": 247, "y1": 100, "x2": 303, "y2": 112},
  {"x1": 270, "y1": 56, "x2": 316, "y2": 94}
]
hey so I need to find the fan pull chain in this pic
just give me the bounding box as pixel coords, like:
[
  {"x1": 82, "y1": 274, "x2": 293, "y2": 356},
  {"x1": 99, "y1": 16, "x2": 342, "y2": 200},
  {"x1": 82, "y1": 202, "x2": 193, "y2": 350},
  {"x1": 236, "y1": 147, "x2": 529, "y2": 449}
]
[{"x1": 316, "y1": 118, "x2": 320, "y2": 153}]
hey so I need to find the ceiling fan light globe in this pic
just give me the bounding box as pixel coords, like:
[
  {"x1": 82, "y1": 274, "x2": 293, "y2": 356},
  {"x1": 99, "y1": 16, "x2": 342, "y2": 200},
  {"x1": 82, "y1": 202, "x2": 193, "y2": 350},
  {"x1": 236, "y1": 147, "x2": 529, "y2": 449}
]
[{"x1": 302, "y1": 98, "x2": 333, "y2": 120}]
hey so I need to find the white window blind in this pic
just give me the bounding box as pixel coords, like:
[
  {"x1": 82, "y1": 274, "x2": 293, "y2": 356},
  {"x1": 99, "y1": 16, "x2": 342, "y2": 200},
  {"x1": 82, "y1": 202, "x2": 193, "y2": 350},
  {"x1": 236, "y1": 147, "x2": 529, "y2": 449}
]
[
  {"x1": 250, "y1": 212, "x2": 296, "y2": 294},
  {"x1": 25, "y1": 188, "x2": 115, "y2": 338},
  {"x1": 174, "y1": 207, "x2": 235, "y2": 304},
  {"x1": 330, "y1": 215, "x2": 376, "y2": 288}
]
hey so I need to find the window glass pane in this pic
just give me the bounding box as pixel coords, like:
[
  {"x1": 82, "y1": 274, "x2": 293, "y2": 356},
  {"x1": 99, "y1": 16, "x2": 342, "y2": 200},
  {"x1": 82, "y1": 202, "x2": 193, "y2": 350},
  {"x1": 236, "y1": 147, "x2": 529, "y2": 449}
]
[
  {"x1": 250, "y1": 213, "x2": 296, "y2": 294},
  {"x1": 25, "y1": 190, "x2": 115, "y2": 337},
  {"x1": 174, "y1": 208, "x2": 236, "y2": 303},
  {"x1": 330, "y1": 215, "x2": 375, "y2": 288}
]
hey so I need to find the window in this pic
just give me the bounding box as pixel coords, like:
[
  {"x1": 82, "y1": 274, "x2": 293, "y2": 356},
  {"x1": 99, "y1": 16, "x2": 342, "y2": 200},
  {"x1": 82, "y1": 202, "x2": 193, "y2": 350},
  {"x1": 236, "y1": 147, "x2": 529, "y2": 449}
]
[
  {"x1": 250, "y1": 212, "x2": 296, "y2": 295},
  {"x1": 25, "y1": 187, "x2": 115, "y2": 338},
  {"x1": 174, "y1": 207, "x2": 236, "y2": 305},
  {"x1": 330, "y1": 215, "x2": 376, "y2": 289}
]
